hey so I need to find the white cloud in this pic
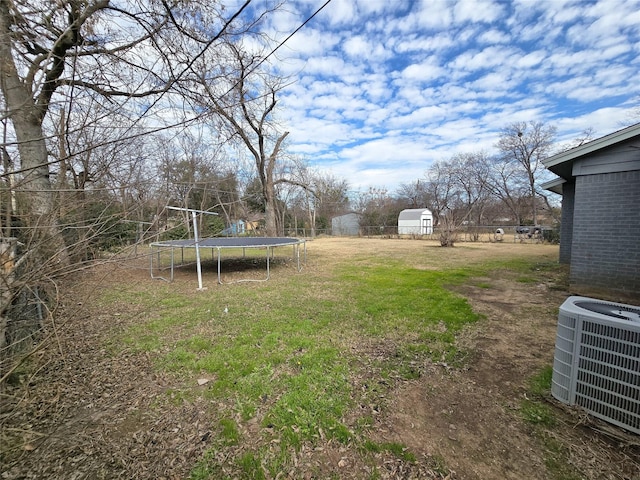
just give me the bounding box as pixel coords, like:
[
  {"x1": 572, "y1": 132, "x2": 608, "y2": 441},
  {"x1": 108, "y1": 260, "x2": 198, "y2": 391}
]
[
  {"x1": 323, "y1": 0, "x2": 357, "y2": 26},
  {"x1": 470, "y1": 71, "x2": 518, "y2": 95},
  {"x1": 284, "y1": 27, "x2": 341, "y2": 57},
  {"x1": 302, "y1": 55, "x2": 359, "y2": 77},
  {"x1": 400, "y1": 57, "x2": 446, "y2": 82},
  {"x1": 388, "y1": 105, "x2": 448, "y2": 129},
  {"x1": 411, "y1": 0, "x2": 453, "y2": 30},
  {"x1": 342, "y1": 35, "x2": 369, "y2": 58},
  {"x1": 516, "y1": 51, "x2": 546, "y2": 69},
  {"x1": 451, "y1": 45, "x2": 519, "y2": 72},
  {"x1": 453, "y1": 0, "x2": 505, "y2": 23},
  {"x1": 264, "y1": 0, "x2": 640, "y2": 191},
  {"x1": 554, "y1": 106, "x2": 636, "y2": 137},
  {"x1": 395, "y1": 35, "x2": 456, "y2": 54},
  {"x1": 477, "y1": 29, "x2": 511, "y2": 45}
]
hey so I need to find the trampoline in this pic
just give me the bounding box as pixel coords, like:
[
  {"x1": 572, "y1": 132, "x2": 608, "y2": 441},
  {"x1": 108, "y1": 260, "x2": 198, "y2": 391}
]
[{"x1": 150, "y1": 237, "x2": 306, "y2": 289}]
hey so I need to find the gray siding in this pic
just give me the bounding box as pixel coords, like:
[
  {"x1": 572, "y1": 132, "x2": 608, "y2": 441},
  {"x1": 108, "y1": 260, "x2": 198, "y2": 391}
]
[
  {"x1": 332, "y1": 213, "x2": 360, "y2": 236},
  {"x1": 570, "y1": 170, "x2": 640, "y2": 296}
]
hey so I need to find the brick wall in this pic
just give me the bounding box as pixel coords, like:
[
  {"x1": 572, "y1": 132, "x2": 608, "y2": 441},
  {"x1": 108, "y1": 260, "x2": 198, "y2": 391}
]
[
  {"x1": 570, "y1": 170, "x2": 640, "y2": 297},
  {"x1": 559, "y1": 181, "x2": 575, "y2": 264}
]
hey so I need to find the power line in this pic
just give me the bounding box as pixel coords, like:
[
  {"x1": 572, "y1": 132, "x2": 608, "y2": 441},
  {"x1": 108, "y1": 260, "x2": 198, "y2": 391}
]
[
  {"x1": 202, "y1": 0, "x2": 334, "y2": 107},
  {"x1": 2, "y1": 0, "x2": 334, "y2": 179},
  {"x1": 249, "y1": 0, "x2": 333, "y2": 74}
]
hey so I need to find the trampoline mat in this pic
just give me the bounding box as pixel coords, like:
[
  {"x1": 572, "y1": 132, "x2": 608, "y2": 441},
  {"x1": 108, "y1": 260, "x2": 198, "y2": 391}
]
[{"x1": 151, "y1": 237, "x2": 302, "y2": 248}]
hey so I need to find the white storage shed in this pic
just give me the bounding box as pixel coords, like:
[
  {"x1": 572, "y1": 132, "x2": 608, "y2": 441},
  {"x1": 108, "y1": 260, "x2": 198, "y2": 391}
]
[{"x1": 398, "y1": 208, "x2": 433, "y2": 235}]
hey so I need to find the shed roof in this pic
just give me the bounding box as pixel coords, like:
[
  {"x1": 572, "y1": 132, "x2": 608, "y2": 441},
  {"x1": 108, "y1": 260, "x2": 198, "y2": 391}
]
[{"x1": 398, "y1": 208, "x2": 432, "y2": 221}]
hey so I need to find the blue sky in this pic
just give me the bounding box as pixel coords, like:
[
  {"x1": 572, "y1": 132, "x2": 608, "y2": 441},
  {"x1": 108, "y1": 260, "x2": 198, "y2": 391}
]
[{"x1": 258, "y1": 0, "x2": 640, "y2": 192}]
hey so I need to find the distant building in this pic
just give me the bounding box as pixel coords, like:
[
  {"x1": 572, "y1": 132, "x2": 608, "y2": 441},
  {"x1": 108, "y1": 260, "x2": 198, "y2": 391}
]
[
  {"x1": 398, "y1": 208, "x2": 433, "y2": 235},
  {"x1": 331, "y1": 213, "x2": 360, "y2": 236},
  {"x1": 542, "y1": 122, "x2": 640, "y2": 300},
  {"x1": 221, "y1": 220, "x2": 246, "y2": 236}
]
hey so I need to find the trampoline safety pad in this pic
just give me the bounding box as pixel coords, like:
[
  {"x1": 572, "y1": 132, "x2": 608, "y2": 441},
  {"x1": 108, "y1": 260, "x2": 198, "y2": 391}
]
[{"x1": 149, "y1": 237, "x2": 306, "y2": 288}]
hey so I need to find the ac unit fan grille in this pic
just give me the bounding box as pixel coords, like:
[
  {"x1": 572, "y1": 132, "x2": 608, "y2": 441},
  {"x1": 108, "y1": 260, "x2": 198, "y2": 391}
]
[
  {"x1": 551, "y1": 296, "x2": 640, "y2": 435},
  {"x1": 575, "y1": 321, "x2": 640, "y2": 433}
]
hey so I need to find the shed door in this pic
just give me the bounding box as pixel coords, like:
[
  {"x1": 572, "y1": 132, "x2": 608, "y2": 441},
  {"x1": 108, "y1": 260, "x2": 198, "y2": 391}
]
[{"x1": 423, "y1": 218, "x2": 432, "y2": 234}]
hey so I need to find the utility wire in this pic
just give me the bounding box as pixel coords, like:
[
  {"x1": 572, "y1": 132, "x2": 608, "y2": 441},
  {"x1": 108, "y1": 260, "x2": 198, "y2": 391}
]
[
  {"x1": 239, "y1": 0, "x2": 333, "y2": 78},
  {"x1": 2, "y1": 0, "x2": 334, "y2": 179},
  {"x1": 188, "y1": 0, "x2": 334, "y2": 111}
]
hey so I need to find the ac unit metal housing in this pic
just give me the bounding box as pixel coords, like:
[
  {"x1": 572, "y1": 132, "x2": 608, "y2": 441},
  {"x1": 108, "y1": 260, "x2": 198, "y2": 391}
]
[{"x1": 551, "y1": 296, "x2": 640, "y2": 434}]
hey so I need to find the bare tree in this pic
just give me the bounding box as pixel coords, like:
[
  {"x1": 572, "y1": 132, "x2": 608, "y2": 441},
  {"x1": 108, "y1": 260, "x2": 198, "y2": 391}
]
[
  {"x1": 424, "y1": 161, "x2": 460, "y2": 246},
  {"x1": 423, "y1": 154, "x2": 491, "y2": 246},
  {"x1": 283, "y1": 157, "x2": 317, "y2": 236},
  {"x1": 485, "y1": 156, "x2": 529, "y2": 225},
  {"x1": 45, "y1": 97, "x2": 155, "y2": 259},
  {"x1": 448, "y1": 152, "x2": 492, "y2": 240},
  {"x1": 553, "y1": 128, "x2": 596, "y2": 155},
  {"x1": 281, "y1": 158, "x2": 350, "y2": 237},
  {"x1": 624, "y1": 96, "x2": 640, "y2": 125},
  {"x1": 396, "y1": 180, "x2": 429, "y2": 208},
  {"x1": 311, "y1": 173, "x2": 350, "y2": 231},
  {"x1": 496, "y1": 121, "x2": 556, "y2": 225},
  {"x1": 210, "y1": 171, "x2": 242, "y2": 230},
  {"x1": 0, "y1": 0, "x2": 257, "y2": 264},
  {"x1": 0, "y1": 0, "x2": 278, "y2": 380},
  {"x1": 191, "y1": 41, "x2": 289, "y2": 236},
  {"x1": 354, "y1": 187, "x2": 401, "y2": 236}
]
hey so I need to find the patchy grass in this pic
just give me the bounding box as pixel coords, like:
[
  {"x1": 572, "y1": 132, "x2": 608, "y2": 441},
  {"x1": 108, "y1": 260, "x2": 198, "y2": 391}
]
[
  {"x1": 521, "y1": 400, "x2": 556, "y2": 427},
  {"x1": 529, "y1": 365, "x2": 554, "y2": 397},
  {"x1": 521, "y1": 366, "x2": 556, "y2": 427},
  {"x1": 363, "y1": 440, "x2": 417, "y2": 462},
  {"x1": 540, "y1": 434, "x2": 584, "y2": 480},
  {"x1": 103, "y1": 243, "x2": 564, "y2": 478},
  {"x1": 520, "y1": 366, "x2": 588, "y2": 480}
]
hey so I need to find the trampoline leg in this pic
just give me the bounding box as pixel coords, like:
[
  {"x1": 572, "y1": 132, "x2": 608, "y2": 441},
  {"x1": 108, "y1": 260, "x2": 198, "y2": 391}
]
[
  {"x1": 266, "y1": 247, "x2": 270, "y2": 280},
  {"x1": 149, "y1": 246, "x2": 154, "y2": 279},
  {"x1": 170, "y1": 247, "x2": 175, "y2": 282},
  {"x1": 150, "y1": 245, "x2": 171, "y2": 282}
]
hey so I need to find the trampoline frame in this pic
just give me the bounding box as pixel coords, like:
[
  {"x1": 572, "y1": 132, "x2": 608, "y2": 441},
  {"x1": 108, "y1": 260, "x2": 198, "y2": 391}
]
[{"x1": 149, "y1": 237, "x2": 306, "y2": 289}]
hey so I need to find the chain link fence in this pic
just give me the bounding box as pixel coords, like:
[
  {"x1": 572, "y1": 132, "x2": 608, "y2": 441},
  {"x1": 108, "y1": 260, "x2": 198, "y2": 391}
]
[
  {"x1": 284, "y1": 225, "x2": 559, "y2": 243},
  {"x1": 1, "y1": 238, "x2": 49, "y2": 378}
]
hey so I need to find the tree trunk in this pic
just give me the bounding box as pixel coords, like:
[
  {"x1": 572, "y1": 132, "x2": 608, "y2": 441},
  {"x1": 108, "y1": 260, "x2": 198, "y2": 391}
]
[
  {"x1": 263, "y1": 181, "x2": 278, "y2": 237},
  {"x1": 0, "y1": 4, "x2": 69, "y2": 267},
  {"x1": 261, "y1": 131, "x2": 288, "y2": 237},
  {"x1": 530, "y1": 174, "x2": 538, "y2": 225},
  {"x1": 15, "y1": 117, "x2": 69, "y2": 266},
  {"x1": 306, "y1": 190, "x2": 316, "y2": 238}
]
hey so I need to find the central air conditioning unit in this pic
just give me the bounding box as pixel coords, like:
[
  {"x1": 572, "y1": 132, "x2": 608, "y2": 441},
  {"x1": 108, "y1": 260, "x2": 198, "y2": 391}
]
[{"x1": 551, "y1": 296, "x2": 640, "y2": 434}]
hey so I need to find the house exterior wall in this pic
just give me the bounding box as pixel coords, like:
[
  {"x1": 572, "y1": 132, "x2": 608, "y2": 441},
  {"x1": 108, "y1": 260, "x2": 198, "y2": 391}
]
[
  {"x1": 559, "y1": 181, "x2": 575, "y2": 264},
  {"x1": 332, "y1": 213, "x2": 360, "y2": 236},
  {"x1": 570, "y1": 170, "x2": 640, "y2": 296}
]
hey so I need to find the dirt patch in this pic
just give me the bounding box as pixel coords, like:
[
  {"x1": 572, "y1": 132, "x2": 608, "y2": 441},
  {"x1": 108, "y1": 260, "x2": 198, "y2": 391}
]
[
  {"x1": 374, "y1": 274, "x2": 640, "y2": 480},
  {"x1": 373, "y1": 278, "x2": 558, "y2": 479},
  {"x1": 2, "y1": 237, "x2": 639, "y2": 479}
]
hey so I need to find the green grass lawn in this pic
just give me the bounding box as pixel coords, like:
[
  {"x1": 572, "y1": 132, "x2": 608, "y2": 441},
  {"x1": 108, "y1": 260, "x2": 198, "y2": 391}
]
[{"x1": 105, "y1": 241, "x2": 561, "y2": 478}]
